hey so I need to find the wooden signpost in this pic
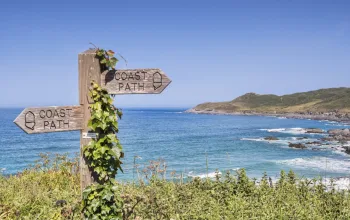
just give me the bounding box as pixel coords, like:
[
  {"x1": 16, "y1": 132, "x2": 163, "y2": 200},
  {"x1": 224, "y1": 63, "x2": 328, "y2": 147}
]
[{"x1": 14, "y1": 49, "x2": 172, "y2": 191}]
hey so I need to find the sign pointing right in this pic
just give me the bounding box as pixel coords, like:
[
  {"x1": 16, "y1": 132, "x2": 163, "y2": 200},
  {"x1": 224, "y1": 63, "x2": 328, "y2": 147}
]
[{"x1": 101, "y1": 68, "x2": 171, "y2": 95}]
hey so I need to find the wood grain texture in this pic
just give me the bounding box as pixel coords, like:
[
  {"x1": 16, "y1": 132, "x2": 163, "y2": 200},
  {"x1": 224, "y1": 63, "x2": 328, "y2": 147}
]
[
  {"x1": 79, "y1": 49, "x2": 102, "y2": 191},
  {"x1": 13, "y1": 106, "x2": 82, "y2": 134},
  {"x1": 101, "y1": 68, "x2": 171, "y2": 94}
]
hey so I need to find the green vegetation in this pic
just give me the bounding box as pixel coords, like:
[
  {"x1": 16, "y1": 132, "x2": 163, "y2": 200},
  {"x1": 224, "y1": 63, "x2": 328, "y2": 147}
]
[
  {"x1": 82, "y1": 81, "x2": 124, "y2": 219},
  {"x1": 80, "y1": 47, "x2": 126, "y2": 219},
  {"x1": 192, "y1": 87, "x2": 350, "y2": 113},
  {"x1": 1, "y1": 154, "x2": 350, "y2": 219}
]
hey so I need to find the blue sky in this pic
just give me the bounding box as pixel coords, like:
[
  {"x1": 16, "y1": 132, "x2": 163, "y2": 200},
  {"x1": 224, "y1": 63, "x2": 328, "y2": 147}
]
[{"x1": 0, "y1": 0, "x2": 349, "y2": 108}]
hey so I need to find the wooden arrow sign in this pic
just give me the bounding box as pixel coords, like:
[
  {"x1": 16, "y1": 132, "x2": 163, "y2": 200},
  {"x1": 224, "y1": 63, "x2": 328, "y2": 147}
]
[
  {"x1": 14, "y1": 106, "x2": 83, "y2": 134},
  {"x1": 101, "y1": 68, "x2": 171, "y2": 94}
]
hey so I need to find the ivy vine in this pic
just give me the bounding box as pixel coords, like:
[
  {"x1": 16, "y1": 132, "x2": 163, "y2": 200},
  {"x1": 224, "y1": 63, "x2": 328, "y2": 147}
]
[
  {"x1": 82, "y1": 47, "x2": 125, "y2": 219},
  {"x1": 83, "y1": 81, "x2": 123, "y2": 182}
]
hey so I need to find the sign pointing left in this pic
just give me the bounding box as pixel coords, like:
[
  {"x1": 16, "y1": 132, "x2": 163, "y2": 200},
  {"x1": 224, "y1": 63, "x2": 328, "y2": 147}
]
[{"x1": 14, "y1": 106, "x2": 83, "y2": 134}]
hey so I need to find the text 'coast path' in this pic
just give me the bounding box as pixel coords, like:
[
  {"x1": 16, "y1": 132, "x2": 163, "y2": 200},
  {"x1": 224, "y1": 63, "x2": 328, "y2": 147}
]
[
  {"x1": 101, "y1": 68, "x2": 171, "y2": 94},
  {"x1": 14, "y1": 106, "x2": 83, "y2": 134}
]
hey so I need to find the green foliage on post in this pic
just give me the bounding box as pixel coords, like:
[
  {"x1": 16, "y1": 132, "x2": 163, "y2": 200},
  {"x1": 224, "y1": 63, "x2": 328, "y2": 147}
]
[
  {"x1": 82, "y1": 48, "x2": 125, "y2": 219},
  {"x1": 83, "y1": 82, "x2": 123, "y2": 182}
]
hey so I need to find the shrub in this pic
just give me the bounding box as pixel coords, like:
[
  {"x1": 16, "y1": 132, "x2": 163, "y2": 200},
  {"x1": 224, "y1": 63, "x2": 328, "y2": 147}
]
[{"x1": 1, "y1": 154, "x2": 350, "y2": 219}]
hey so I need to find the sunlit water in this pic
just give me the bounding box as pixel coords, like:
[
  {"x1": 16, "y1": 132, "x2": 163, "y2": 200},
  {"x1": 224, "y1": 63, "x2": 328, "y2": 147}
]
[{"x1": 1, "y1": 108, "x2": 350, "y2": 182}]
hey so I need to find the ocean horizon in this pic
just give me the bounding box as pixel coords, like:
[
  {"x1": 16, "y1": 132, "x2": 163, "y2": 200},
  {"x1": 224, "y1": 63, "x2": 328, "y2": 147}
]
[{"x1": 1, "y1": 107, "x2": 350, "y2": 183}]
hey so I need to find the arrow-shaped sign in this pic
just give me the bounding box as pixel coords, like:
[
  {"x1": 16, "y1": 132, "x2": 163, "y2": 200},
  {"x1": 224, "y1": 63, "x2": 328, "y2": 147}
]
[
  {"x1": 101, "y1": 68, "x2": 171, "y2": 95},
  {"x1": 14, "y1": 106, "x2": 83, "y2": 134}
]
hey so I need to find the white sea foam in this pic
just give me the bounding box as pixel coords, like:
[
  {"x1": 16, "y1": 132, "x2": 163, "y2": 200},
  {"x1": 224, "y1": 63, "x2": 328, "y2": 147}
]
[
  {"x1": 241, "y1": 137, "x2": 286, "y2": 143},
  {"x1": 266, "y1": 176, "x2": 350, "y2": 191},
  {"x1": 276, "y1": 157, "x2": 350, "y2": 173},
  {"x1": 188, "y1": 171, "x2": 222, "y2": 179},
  {"x1": 330, "y1": 147, "x2": 349, "y2": 156},
  {"x1": 259, "y1": 128, "x2": 306, "y2": 134},
  {"x1": 241, "y1": 137, "x2": 266, "y2": 142},
  {"x1": 259, "y1": 127, "x2": 327, "y2": 135},
  {"x1": 269, "y1": 128, "x2": 307, "y2": 134},
  {"x1": 164, "y1": 111, "x2": 183, "y2": 114},
  {"x1": 319, "y1": 120, "x2": 330, "y2": 123},
  {"x1": 326, "y1": 123, "x2": 349, "y2": 127},
  {"x1": 278, "y1": 117, "x2": 287, "y2": 119},
  {"x1": 241, "y1": 137, "x2": 303, "y2": 146},
  {"x1": 327, "y1": 121, "x2": 337, "y2": 124},
  {"x1": 322, "y1": 177, "x2": 350, "y2": 190}
]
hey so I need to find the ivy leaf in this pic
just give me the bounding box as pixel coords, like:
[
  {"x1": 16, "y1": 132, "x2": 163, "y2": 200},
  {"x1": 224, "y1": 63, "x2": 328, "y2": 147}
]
[
  {"x1": 102, "y1": 192, "x2": 114, "y2": 201},
  {"x1": 96, "y1": 49, "x2": 105, "y2": 56},
  {"x1": 88, "y1": 194, "x2": 95, "y2": 201},
  {"x1": 100, "y1": 146, "x2": 108, "y2": 154}
]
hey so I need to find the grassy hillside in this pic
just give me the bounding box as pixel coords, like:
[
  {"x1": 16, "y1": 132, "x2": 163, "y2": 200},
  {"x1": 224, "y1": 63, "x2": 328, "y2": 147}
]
[{"x1": 192, "y1": 87, "x2": 350, "y2": 113}]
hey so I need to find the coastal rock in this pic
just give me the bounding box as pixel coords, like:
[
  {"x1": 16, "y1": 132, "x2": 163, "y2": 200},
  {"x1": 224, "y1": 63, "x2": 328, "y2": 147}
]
[
  {"x1": 305, "y1": 128, "x2": 324, "y2": 134},
  {"x1": 264, "y1": 136, "x2": 279, "y2": 141},
  {"x1": 326, "y1": 129, "x2": 350, "y2": 142},
  {"x1": 343, "y1": 147, "x2": 350, "y2": 155},
  {"x1": 289, "y1": 143, "x2": 307, "y2": 149},
  {"x1": 328, "y1": 129, "x2": 350, "y2": 136},
  {"x1": 305, "y1": 141, "x2": 322, "y2": 145},
  {"x1": 339, "y1": 140, "x2": 349, "y2": 144},
  {"x1": 321, "y1": 137, "x2": 333, "y2": 141}
]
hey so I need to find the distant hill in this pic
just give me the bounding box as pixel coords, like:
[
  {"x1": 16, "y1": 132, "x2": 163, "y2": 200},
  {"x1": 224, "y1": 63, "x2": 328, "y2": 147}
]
[{"x1": 189, "y1": 87, "x2": 350, "y2": 114}]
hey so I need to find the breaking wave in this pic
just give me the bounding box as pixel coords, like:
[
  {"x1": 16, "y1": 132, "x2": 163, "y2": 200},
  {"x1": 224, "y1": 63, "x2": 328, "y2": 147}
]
[
  {"x1": 259, "y1": 128, "x2": 307, "y2": 135},
  {"x1": 188, "y1": 171, "x2": 222, "y2": 178},
  {"x1": 275, "y1": 157, "x2": 350, "y2": 173}
]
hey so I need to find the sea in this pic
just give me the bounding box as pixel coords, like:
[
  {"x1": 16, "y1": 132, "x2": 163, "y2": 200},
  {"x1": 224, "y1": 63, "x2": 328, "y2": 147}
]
[{"x1": 1, "y1": 108, "x2": 350, "y2": 185}]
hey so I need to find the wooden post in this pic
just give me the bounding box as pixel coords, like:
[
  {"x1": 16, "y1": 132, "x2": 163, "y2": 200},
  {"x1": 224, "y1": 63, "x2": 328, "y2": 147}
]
[{"x1": 78, "y1": 49, "x2": 102, "y2": 191}]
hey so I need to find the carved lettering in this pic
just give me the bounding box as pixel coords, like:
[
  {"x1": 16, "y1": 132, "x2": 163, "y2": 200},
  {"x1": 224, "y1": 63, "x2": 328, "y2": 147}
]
[
  {"x1": 46, "y1": 110, "x2": 52, "y2": 118},
  {"x1": 39, "y1": 110, "x2": 45, "y2": 119},
  {"x1": 44, "y1": 121, "x2": 49, "y2": 129},
  {"x1": 121, "y1": 72, "x2": 127, "y2": 80},
  {"x1": 53, "y1": 109, "x2": 59, "y2": 118},
  {"x1": 101, "y1": 69, "x2": 171, "y2": 94},
  {"x1": 63, "y1": 120, "x2": 69, "y2": 128},
  {"x1": 60, "y1": 109, "x2": 65, "y2": 117},
  {"x1": 14, "y1": 106, "x2": 82, "y2": 134},
  {"x1": 115, "y1": 72, "x2": 120, "y2": 80},
  {"x1": 57, "y1": 119, "x2": 63, "y2": 128},
  {"x1": 50, "y1": 121, "x2": 56, "y2": 129},
  {"x1": 66, "y1": 109, "x2": 72, "y2": 117},
  {"x1": 135, "y1": 72, "x2": 141, "y2": 80}
]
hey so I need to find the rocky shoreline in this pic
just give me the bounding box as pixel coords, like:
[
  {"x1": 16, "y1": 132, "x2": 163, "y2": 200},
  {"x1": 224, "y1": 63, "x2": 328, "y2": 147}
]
[
  {"x1": 253, "y1": 128, "x2": 350, "y2": 157},
  {"x1": 185, "y1": 109, "x2": 350, "y2": 124},
  {"x1": 187, "y1": 107, "x2": 350, "y2": 154}
]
